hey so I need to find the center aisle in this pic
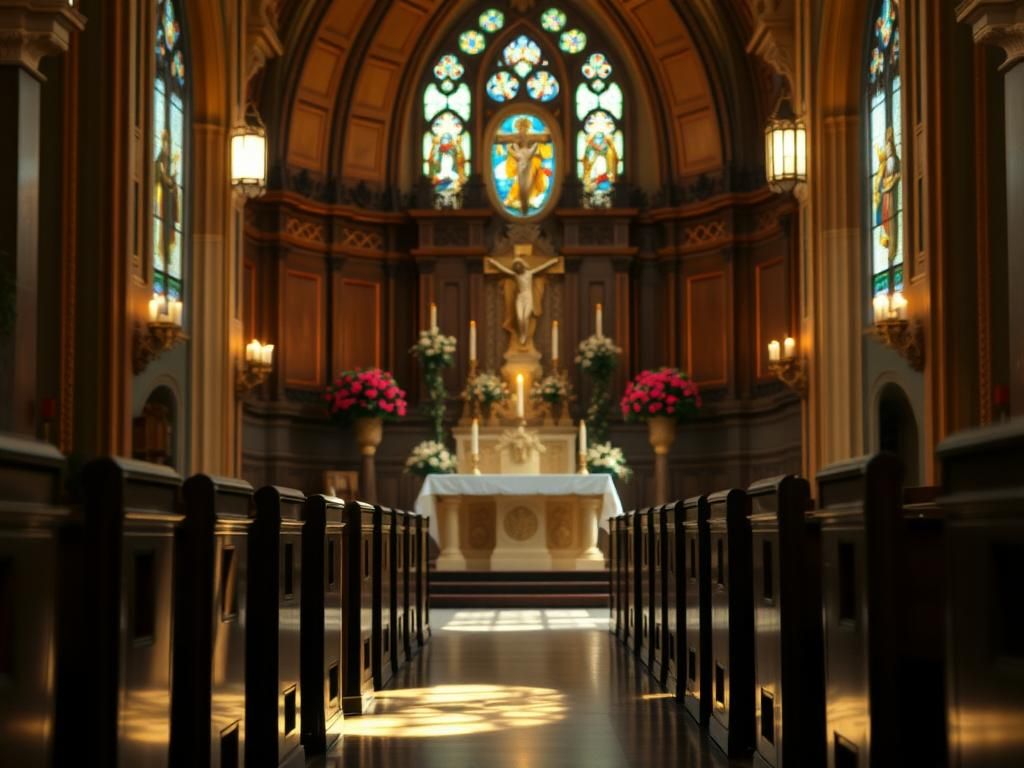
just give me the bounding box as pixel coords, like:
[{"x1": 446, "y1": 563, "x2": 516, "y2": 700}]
[{"x1": 317, "y1": 609, "x2": 748, "y2": 768}]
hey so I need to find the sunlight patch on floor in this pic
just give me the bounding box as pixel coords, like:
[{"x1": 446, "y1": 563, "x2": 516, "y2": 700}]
[{"x1": 438, "y1": 608, "x2": 611, "y2": 633}]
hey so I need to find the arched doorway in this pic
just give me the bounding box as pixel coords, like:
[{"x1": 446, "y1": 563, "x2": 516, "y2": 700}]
[{"x1": 878, "y1": 382, "x2": 919, "y2": 486}]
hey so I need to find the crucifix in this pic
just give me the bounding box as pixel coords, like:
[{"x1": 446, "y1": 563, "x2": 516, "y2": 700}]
[
  {"x1": 486, "y1": 244, "x2": 563, "y2": 351},
  {"x1": 495, "y1": 117, "x2": 553, "y2": 215}
]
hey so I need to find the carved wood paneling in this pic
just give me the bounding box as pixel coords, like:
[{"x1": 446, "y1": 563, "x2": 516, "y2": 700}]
[
  {"x1": 336, "y1": 278, "x2": 381, "y2": 370},
  {"x1": 686, "y1": 271, "x2": 728, "y2": 387},
  {"x1": 284, "y1": 269, "x2": 323, "y2": 387}
]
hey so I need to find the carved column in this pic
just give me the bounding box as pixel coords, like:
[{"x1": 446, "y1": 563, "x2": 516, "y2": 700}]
[
  {"x1": 0, "y1": 2, "x2": 85, "y2": 435},
  {"x1": 959, "y1": 0, "x2": 1024, "y2": 415}
]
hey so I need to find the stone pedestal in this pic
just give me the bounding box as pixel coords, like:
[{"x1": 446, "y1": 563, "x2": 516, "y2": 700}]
[
  {"x1": 434, "y1": 497, "x2": 465, "y2": 570},
  {"x1": 576, "y1": 497, "x2": 605, "y2": 570}
]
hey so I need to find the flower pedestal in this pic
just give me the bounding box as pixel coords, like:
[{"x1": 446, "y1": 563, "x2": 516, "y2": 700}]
[
  {"x1": 354, "y1": 416, "x2": 383, "y2": 501},
  {"x1": 648, "y1": 415, "x2": 677, "y2": 505}
]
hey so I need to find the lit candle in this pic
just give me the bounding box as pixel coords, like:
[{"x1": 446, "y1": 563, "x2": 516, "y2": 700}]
[
  {"x1": 891, "y1": 291, "x2": 907, "y2": 319},
  {"x1": 595, "y1": 303, "x2": 603, "y2": 338},
  {"x1": 579, "y1": 420, "x2": 587, "y2": 454},
  {"x1": 516, "y1": 373, "x2": 525, "y2": 419},
  {"x1": 148, "y1": 295, "x2": 161, "y2": 323},
  {"x1": 469, "y1": 320, "x2": 477, "y2": 363},
  {"x1": 169, "y1": 299, "x2": 183, "y2": 327},
  {"x1": 246, "y1": 339, "x2": 260, "y2": 363},
  {"x1": 551, "y1": 320, "x2": 559, "y2": 363},
  {"x1": 768, "y1": 340, "x2": 781, "y2": 363},
  {"x1": 471, "y1": 418, "x2": 479, "y2": 456},
  {"x1": 261, "y1": 344, "x2": 274, "y2": 367},
  {"x1": 783, "y1": 337, "x2": 796, "y2": 360},
  {"x1": 873, "y1": 293, "x2": 889, "y2": 323},
  {"x1": 430, "y1": 302, "x2": 438, "y2": 332}
]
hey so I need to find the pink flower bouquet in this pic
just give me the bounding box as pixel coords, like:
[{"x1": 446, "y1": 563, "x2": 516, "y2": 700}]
[
  {"x1": 620, "y1": 368, "x2": 701, "y2": 422},
  {"x1": 324, "y1": 368, "x2": 408, "y2": 422}
]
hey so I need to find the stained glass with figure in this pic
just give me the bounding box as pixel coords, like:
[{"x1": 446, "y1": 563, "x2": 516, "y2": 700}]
[
  {"x1": 490, "y1": 113, "x2": 556, "y2": 218},
  {"x1": 154, "y1": 0, "x2": 186, "y2": 302},
  {"x1": 868, "y1": 0, "x2": 903, "y2": 298}
]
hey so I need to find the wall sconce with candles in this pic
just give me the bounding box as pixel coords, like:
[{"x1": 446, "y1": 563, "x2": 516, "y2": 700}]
[
  {"x1": 133, "y1": 293, "x2": 188, "y2": 374},
  {"x1": 230, "y1": 103, "x2": 268, "y2": 200},
  {"x1": 237, "y1": 339, "x2": 275, "y2": 393},
  {"x1": 764, "y1": 93, "x2": 808, "y2": 194},
  {"x1": 767, "y1": 336, "x2": 807, "y2": 397},
  {"x1": 871, "y1": 290, "x2": 924, "y2": 370}
]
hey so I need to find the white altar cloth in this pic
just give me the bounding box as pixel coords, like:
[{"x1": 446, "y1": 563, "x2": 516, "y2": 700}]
[{"x1": 415, "y1": 473, "x2": 623, "y2": 542}]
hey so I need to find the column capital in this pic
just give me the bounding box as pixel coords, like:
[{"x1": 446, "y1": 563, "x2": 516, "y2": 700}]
[
  {"x1": 745, "y1": 0, "x2": 796, "y2": 90},
  {"x1": 0, "y1": 2, "x2": 85, "y2": 79},
  {"x1": 957, "y1": 0, "x2": 1024, "y2": 71}
]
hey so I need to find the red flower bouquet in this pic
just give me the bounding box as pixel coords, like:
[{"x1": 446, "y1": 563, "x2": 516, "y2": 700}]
[
  {"x1": 620, "y1": 368, "x2": 702, "y2": 422},
  {"x1": 324, "y1": 368, "x2": 408, "y2": 422}
]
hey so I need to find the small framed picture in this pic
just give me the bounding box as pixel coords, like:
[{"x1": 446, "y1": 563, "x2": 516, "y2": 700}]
[{"x1": 323, "y1": 470, "x2": 359, "y2": 501}]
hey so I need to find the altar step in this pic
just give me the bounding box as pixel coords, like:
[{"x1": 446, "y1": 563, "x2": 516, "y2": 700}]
[{"x1": 429, "y1": 570, "x2": 610, "y2": 608}]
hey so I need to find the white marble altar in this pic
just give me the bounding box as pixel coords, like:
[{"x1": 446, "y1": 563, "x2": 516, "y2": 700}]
[
  {"x1": 415, "y1": 474, "x2": 622, "y2": 571},
  {"x1": 452, "y1": 424, "x2": 578, "y2": 474}
]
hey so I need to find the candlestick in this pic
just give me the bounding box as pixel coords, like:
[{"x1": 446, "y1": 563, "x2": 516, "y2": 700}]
[
  {"x1": 261, "y1": 344, "x2": 274, "y2": 366},
  {"x1": 469, "y1": 320, "x2": 477, "y2": 363},
  {"x1": 595, "y1": 303, "x2": 603, "y2": 338},
  {"x1": 246, "y1": 339, "x2": 259, "y2": 364},
  {"x1": 169, "y1": 299, "x2": 183, "y2": 327},
  {"x1": 783, "y1": 337, "x2": 796, "y2": 360},
  {"x1": 148, "y1": 296, "x2": 161, "y2": 323},
  {"x1": 551, "y1": 320, "x2": 559, "y2": 365},
  {"x1": 579, "y1": 419, "x2": 587, "y2": 454},
  {"x1": 873, "y1": 293, "x2": 888, "y2": 323},
  {"x1": 430, "y1": 302, "x2": 438, "y2": 332},
  {"x1": 891, "y1": 291, "x2": 907, "y2": 320},
  {"x1": 471, "y1": 452, "x2": 481, "y2": 475},
  {"x1": 768, "y1": 340, "x2": 780, "y2": 363},
  {"x1": 471, "y1": 417, "x2": 479, "y2": 456},
  {"x1": 516, "y1": 374, "x2": 525, "y2": 419}
]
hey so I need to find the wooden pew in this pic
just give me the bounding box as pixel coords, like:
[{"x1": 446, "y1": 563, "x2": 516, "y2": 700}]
[
  {"x1": 0, "y1": 435, "x2": 69, "y2": 768},
  {"x1": 248, "y1": 486, "x2": 305, "y2": 768},
  {"x1": 172, "y1": 474, "x2": 253, "y2": 768},
  {"x1": 74, "y1": 457, "x2": 184, "y2": 767},
  {"x1": 300, "y1": 494, "x2": 345, "y2": 755},
  {"x1": 624, "y1": 510, "x2": 637, "y2": 653},
  {"x1": 390, "y1": 508, "x2": 408, "y2": 674},
  {"x1": 341, "y1": 501, "x2": 375, "y2": 715},
  {"x1": 813, "y1": 455, "x2": 946, "y2": 767},
  {"x1": 649, "y1": 504, "x2": 667, "y2": 684},
  {"x1": 707, "y1": 488, "x2": 754, "y2": 757},
  {"x1": 416, "y1": 513, "x2": 431, "y2": 646},
  {"x1": 938, "y1": 422, "x2": 1021, "y2": 768},
  {"x1": 681, "y1": 494, "x2": 711, "y2": 725},
  {"x1": 748, "y1": 475, "x2": 824, "y2": 768},
  {"x1": 662, "y1": 501, "x2": 681, "y2": 696},
  {"x1": 609, "y1": 513, "x2": 620, "y2": 637},
  {"x1": 372, "y1": 505, "x2": 394, "y2": 689},
  {"x1": 616, "y1": 513, "x2": 629, "y2": 643},
  {"x1": 402, "y1": 510, "x2": 418, "y2": 660}
]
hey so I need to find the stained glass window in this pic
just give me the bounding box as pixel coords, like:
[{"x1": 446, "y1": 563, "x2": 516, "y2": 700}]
[
  {"x1": 581, "y1": 53, "x2": 612, "y2": 81},
  {"x1": 487, "y1": 71, "x2": 520, "y2": 102},
  {"x1": 459, "y1": 30, "x2": 486, "y2": 55},
  {"x1": 490, "y1": 113, "x2": 557, "y2": 218},
  {"x1": 867, "y1": 0, "x2": 903, "y2": 299},
  {"x1": 479, "y1": 8, "x2": 504, "y2": 32},
  {"x1": 503, "y1": 35, "x2": 543, "y2": 78},
  {"x1": 154, "y1": 0, "x2": 186, "y2": 302},
  {"x1": 559, "y1": 29, "x2": 587, "y2": 54},
  {"x1": 434, "y1": 54, "x2": 464, "y2": 81},
  {"x1": 526, "y1": 71, "x2": 560, "y2": 102},
  {"x1": 541, "y1": 8, "x2": 566, "y2": 32}
]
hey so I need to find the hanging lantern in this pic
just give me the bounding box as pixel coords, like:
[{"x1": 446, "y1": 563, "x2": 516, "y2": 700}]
[
  {"x1": 764, "y1": 95, "x2": 807, "y2": 193},
  {"x1": 230, "y1": 104, "x2": 268, "y2": 199}
]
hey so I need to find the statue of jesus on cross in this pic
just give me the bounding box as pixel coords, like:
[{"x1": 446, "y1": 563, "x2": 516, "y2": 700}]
[{"x1": 495, "y1": 117, "x2": 553, "y2": 215}]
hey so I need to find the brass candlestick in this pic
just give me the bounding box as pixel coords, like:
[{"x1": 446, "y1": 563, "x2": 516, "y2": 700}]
[
  {"x1": 460, "y1": 359, "x2": 481, "y2": 424},
  {"x1": 471, "y1": 452, "x2": 481, "y2": 475},
  {"x1": 578, "y1": 451, "x2": 589, "y2": 475}
]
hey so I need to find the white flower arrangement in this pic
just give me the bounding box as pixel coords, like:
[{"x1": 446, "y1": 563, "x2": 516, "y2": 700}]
[
  {"x1": 463, "y1": 370, "x2": 510, "y2": 406},
  {"x1": 405, "y1": 440, "x2": 458, "y2": 476},
  {"x1": 586, "y1": 441, "x2": 632, "y2": 482},
  {"x1": 530, "y1": 374, "x2": 570, "y2": 405},
  {"x1": 411, "y1": 327, "x2": 457, "y2": 368},
  {"x1": 575, "y1": 334, "x2": 623, "y2": 373}
]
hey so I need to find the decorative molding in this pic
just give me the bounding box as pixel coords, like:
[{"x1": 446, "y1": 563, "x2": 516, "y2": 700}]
[
  {"x1": 684, "y1": 219, "x2": 729, "y2": 248},
  {"x1": 338, "y1": 227, "x2": 383, "y2": 252},
  {"x1": 247, "y1": 0, "x2": 283, "y2": 81},
  {"x1": 284, "y1": 216, "x2": 325, "y2": 244},
  {"x1": 0, "y1": 4, "x2": 85, "y2": 78},
  {"x1": 957, "y1": 0, "x2": 1024, "y2": 70},
  {"x1": 872, "y1": 318, "x2": 926, "y2": 371},
  {"x1": 746, "y1": 5, "x2": 796, "y2": 89}
]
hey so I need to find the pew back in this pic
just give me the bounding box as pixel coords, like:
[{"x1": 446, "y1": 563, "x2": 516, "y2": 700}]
[
  {"x1": 372, "y1": 505, "x2": 393, "y2": 689},
  {"x1": 682, "y1": 495, "x2": 711, "y2": 724},
  {"x1": 341, "y1": 500, "x2": 375, "y2": 715}
]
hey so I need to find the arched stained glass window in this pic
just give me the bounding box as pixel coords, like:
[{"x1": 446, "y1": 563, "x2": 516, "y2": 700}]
[
  {"x1": 421, "y1": 4, "x2": 625, "y2": 211},
  {"x1": 154, "y1": 0, "x2": 187, "y2": 303},
  {"x1": 867, "y1": 0, "x2": 903, "y2": 302}
]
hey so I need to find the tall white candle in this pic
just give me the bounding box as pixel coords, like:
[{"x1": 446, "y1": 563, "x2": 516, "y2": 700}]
[
  {"x1": 768, "y1": 340, "x2": 780, "y2": 363},
  {"x1": 471, "y1": 418, "x2": 479, "y2": 456},
  {"x1": 469, "y1": 320, "x2": 477, "y2": 362},
  {"x1": 261, "y1": 344, "x2": 274, "y2": 366},
  {"x1": 783, "y1": 337, "x2": 796, "y2": 360},
  {"x1": 169, "y1": 299, "x2": 183, "y2": 327},
  {"x1": 430, "y1": 302, "x2": 438, "y2": 332},
  {"x1": 148, "y1": 296, "x2": 161, "y2": 323},
  {"x1": 873, "y1": 293, "x2": 888, "y2": 323},
  {"x1": 579, "y1": 420, "x2": 587, "y2": 454},
  {"x1": 595, "y1": 303, "x2": 603, "y2": 338},
  {"x1": 551, "y1": 320, "x2": 559, "y2": 362},
  {"x1": 516, "y1": 374, "x2": 525, "y2": 419}
]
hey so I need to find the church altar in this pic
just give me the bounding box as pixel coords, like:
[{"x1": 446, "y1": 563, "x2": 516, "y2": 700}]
[{"x1": 415, "y1": 474, "x2": 623, "y2": 572}]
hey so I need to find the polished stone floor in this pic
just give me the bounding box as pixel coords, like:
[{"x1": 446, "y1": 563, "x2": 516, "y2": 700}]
[{"x1": 316, "y1": 609, "x2": 750, "y2": 768}]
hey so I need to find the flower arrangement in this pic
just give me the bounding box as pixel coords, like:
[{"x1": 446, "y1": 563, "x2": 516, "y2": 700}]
[
  {"x1": 620, "y1": 367, "x2": 702, "y2": 422},
  {"x1": 530, "y1": 374, "x2": 570, "y2": 405},
  {"x1": 463, "y1": 370, "x2": 510, "y2": 406},
  {"x1": 586, "y1": 441, "x2": 633, "y2": 482},
  {"x1": 405, "y1": 440, "x2": 458, "y2": 476},
  {"x1": 576, "y1": 334, "x2": 622, "y2": 443},
  {"x1": 410, "y1": 327, "x2": 457, "y2": 369},
  {"x1": 324, "y1": 368, "x2": 408, "y2": 422},
  {"x1": 575, "y1": 334, "x2": 623, "y2": 377}
]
